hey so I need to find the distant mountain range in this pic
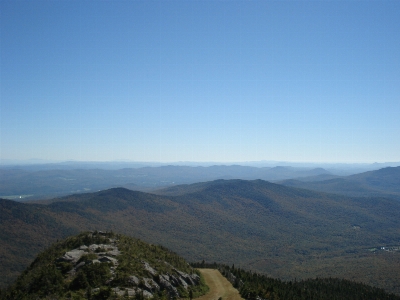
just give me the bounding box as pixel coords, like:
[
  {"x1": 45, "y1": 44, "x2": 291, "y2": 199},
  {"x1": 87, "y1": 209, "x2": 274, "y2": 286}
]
[
  {"x1": 2, "y1": 160, "x2": 399, "y2": 172},
  {"x1": 2, "y1": 164, "x2": 400, "y2": 201},
  {"x1": 280, "y1": 166, "x2": 400, "y2": 199},
  {"x1": 0, "y1": 165, "x2": 333, "y2": 200},
  {"x1": 1, "y1": 179, "x2": 400, "y2": 294}
]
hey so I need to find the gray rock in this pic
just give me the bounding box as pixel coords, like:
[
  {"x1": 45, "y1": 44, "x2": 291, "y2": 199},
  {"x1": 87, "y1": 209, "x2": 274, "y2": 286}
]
[
  {"x1": 164, "y1": 261, "x2": 174, "y2": 268},
  {"x1": 67, "y1": 269, "x2": 76, "y2": 276},
  {"x1": 89, "y1": 244, "x2": 100, "y2": 251},
  {"x1": 158, "y1": 275, "x2": 179, "y2": 298},
  {"x1": 75, "y1": 261, "x2": 85, "y2": 270},
  {"x1": 143, "y1": 290, "x2": 153, "y2": 298},
  {"x1": 175, "y1": 269, "x2": 195, "y2": 285},
  {"x1": 128, "y1": 275, "x2": 140, "y2": 286},
  {"x1": 174, "y1": 270, "x2": 185, "y2": 277},
  {"x1": 178, "y1": 277, "x2": 188, "y2": 289},
  {"x1": 112, "y1": 287, "x2": 135, "y2": 297},
  {"x1": 125, "y1": 288, "x2": 136, "y2": 297},
  {"x1": 89, "y1": 243, "x2": 116, "y2": 252},
  {"x1": 191, "y1": 273, "x2": 200, "y2": 284},
  {"x1": 116, "y1": 288, "x2": 136, "y2": 297},
  {"x1": 169, "y1": 275, "x2": 180, "y2": 287},
  {"x1": 99, "y1": 256, "x2": 118, "y2": 265},
  {"x1": 136, "y1": 288, "x2": 153, "y2": 299},
  {"x1": 159, "y1": 274, "x2": 169, "y2": 281},
  {"x1": 143, "y1": 278, "x2": 160, "y2": 292},
  {"x1": 142, "y1": 261, "x2": 157, "y2": 276},
  {"x1": 112, "y1": 287, "x2": 123, "y2": 296},
  {"x1": 107, "y1": 249, "x2": 121, "y2": 256},
  {"x1": 183, "y1": 274, "x2": 195, "y2": 286},
  {"x1": 59, "y1": 249, "x2": 85, "y2": 263}
]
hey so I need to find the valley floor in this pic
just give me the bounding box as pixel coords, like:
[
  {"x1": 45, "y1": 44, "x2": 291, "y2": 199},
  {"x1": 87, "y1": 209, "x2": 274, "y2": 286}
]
[{"x1": 196, "y1": 269, "x2": 243, "y2": 300}]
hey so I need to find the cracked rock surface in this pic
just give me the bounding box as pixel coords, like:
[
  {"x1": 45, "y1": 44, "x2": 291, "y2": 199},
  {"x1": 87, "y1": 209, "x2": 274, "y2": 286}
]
[{"x1": 53, "y1": 231, "x2": 204, "y2": 299}]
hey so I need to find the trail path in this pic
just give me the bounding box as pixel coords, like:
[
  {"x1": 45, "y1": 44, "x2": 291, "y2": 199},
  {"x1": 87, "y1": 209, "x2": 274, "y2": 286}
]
[{"x1": 195, "y1": 269, "x2": 244, "y2": 300}]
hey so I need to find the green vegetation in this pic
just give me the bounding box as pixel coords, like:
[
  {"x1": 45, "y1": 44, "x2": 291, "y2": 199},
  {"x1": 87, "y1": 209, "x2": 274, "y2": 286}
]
[
  {"x1": 0, "y1": 165, "x2": 331, "y2": 200},
  {"x1": 1, "y1": 232, "x2": 208, "y2": 300},
  {"x1": 1, "y1": 179, "x2": 400, "y2": 295},
  {"x1": 281, "y1": 166, "x2": 400, "y2": 199},
  {"x1": 193, "y1": 262, "x2": 400, "y2": 300}
]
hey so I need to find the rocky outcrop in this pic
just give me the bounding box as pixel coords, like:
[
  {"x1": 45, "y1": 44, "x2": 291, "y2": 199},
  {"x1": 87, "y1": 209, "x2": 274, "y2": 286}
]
[
  {"x1": 143, "y1": 261, "x2": 157, "y2": 276},
  {"x1": 56, "y1": 234, "x2": 202, "y2": 298},
  {"x1": 158, "y1": 275, "x2": 179, "y2": 298},
  {"x1": 99, "y1": 256, "x2": 118, "y2": 265},
  {"x1": 5, "y1": 231, "x2": 208, "y2": 300},
  {"x1": 58, "y1": 249, "x2": 85, "y2": 264},
  {"x1": 128, "y1": 275, "x2": 140, "y2": 285},
  {"x1": 57, "y1": 239, "x2": 121, "y2": 277},
  {"x1": 174, "y1": 269, "x2": 200, "y2": 286},
  {"x1": 142, "y1": 278, "x2": 160, "y2": 292},
  {"x1": 88, "y1": 243, "x2": 120, "y2": 256}
]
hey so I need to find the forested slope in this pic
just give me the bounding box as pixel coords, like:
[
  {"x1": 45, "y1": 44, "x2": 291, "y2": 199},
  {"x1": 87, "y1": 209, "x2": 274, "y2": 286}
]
[{"x1": 1, "y1": 180, "x2": 400, "y2": 294}]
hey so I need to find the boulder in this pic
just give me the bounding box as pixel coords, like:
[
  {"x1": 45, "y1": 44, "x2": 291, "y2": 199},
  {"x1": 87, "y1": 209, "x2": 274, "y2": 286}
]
[
  {"x1": 191, "y1": 273, "x2": 200, "y2": 284},
  {"x1": 142, "y1": 278, "x2": 160, "y2": 292},
  {"x1": 136, "y1": 288, "x2": 153, "y2": 299},
  {"x1": 111, "y1": 287, "x2": 136, "y2": 297},
  {"x1": 125, "y1": 288, "x2": 136, "y2": 297},
  {"x1": 128, "y1": 275, "x2": 140, "y2": 286},
  {"x1": 112, "y1": 287, "x2": 123, "y2": 296},
  {"x1": 168, "y1": 275, "x2": 180, "y2": 287},
  {"x1": 107, "y1": 249, "x2": 121, "y2": 256},
  {"x1": 158, "y1": 275, "x2": 179, "y2": 298},
  {"x1": 178, "y1": 277, "x2": 188, "y2": 289},
  {"x1": 143, "y1": 290, "x2": 153, "y2": 298},
  {"x1": 74, "y1": 261, "x2": 85, "y2": 270},
  {"x1": 175, "y1": 269, "x2": 195, "y2": 285},
  {"x1": 58, "y1": 249, "x2": 85, "y2": 264},
  {"x1": 89, "y1": 243, "x2": 116, "y2": 252},
  {"x1": 89, "y1": 244, "x2": 100, "y2": 251},
  {"x1": 99, "y1": 256, "x2": 118, "y2": 265},
  {"x1": 142, "y1": 261, "x2": 157, "y2": 276}
]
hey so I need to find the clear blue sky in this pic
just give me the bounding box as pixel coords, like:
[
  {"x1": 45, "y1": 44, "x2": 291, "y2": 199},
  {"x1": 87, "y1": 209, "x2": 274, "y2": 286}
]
[{"x1": 1, "y1": 0, "x2": 399, "y2": 163}]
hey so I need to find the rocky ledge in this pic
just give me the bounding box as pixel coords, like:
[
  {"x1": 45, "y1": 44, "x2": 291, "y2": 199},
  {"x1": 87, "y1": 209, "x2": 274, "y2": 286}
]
[{"x1": 56, "y1": 233, "x2": 201, "y2": 298}]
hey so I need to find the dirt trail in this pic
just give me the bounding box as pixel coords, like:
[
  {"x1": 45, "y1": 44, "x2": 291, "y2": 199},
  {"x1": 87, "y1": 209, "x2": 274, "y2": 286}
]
[{"x1": 195, "y1": 269, "x2": 244, "y2": 300}]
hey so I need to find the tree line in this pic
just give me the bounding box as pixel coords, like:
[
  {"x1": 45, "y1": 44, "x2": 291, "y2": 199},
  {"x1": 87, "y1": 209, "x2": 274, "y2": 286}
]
[{"x1": 191, "y1": 261, "x2": 400, "y2": 300}]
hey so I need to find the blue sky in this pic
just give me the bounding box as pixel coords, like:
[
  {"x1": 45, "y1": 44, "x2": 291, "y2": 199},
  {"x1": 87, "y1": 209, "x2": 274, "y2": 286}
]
[{"x1": 1, "y1": 0, "x2": 399, "y2": 163}]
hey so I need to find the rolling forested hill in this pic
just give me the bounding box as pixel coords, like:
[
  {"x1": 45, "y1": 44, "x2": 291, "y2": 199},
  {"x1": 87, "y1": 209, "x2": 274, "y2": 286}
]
[
  {"x1": 0, "y1": 165, "x2": 330, "y2": 200},
  {"x1": 0, "y1": 231, "x2": 208, "y2": 300},
  {"x1": 2, "y1": 231, "x2": 399, "y2": 300},
  {"x1": 280, "y1": 166, "x2": 400, "y2": 199},
  {"x1": 1, "y1": 179, "x2": 400, "y2": 295}
]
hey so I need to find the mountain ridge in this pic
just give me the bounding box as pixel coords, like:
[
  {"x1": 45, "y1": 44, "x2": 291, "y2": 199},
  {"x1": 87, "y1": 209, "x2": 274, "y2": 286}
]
[
  {"x1": 0, "y1": 165, "x2": 334, "y2": 200},
  {"x1": 280, "y1": 166, "x2": 400, "y2": 198},
  {"x1": 1, "y1": 179, "x2": 400, "y2": 294},
  {"x1": 2, "y1": 231, "x2": 399, "y2": 300}
]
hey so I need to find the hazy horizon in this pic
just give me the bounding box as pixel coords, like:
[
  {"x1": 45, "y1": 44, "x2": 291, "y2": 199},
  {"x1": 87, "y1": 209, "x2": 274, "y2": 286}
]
[
  {"x1": 1, "y1": 158, "x2": 399, "y2": 167},
  {"x1": 2, "y1": 1, "x2": 399, "y2": 163}
]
